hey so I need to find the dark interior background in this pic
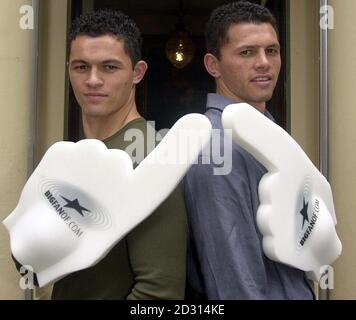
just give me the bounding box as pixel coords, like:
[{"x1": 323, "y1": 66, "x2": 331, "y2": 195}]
[{"x1": 68, "y1": 0, "x2": 286, "y2": 140}]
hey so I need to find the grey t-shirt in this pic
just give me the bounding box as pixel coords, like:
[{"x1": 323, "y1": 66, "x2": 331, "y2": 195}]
[{"x1": 183, "y1": 93, "x2": 315, "y2": 299}]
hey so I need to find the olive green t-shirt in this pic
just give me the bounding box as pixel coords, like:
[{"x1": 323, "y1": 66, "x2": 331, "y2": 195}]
[{"x1": 52, "y1": 118, "x2": 188, "y2": 299}]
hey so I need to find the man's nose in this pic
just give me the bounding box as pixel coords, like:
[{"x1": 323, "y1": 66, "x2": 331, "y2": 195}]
[
  {"x1": 255, "y1": 51, "x2": 270, "y2": 70},
  {"x1": 86, "y1": 68, "x2": 104, "y2": 87}
]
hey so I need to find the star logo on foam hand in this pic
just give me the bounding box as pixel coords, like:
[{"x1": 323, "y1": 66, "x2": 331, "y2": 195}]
[
  {"x1": 300, "y1": 198, "x2": 309, "y2": 228},
  {"x1": 60, "y1": 196, "x2": 90, "y2": 216}
]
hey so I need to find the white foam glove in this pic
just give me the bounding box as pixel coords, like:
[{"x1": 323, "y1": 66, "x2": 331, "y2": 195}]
[
  {"x1": 3, "y1": 114, "x2": 212, "y2": 287},
  {"x1": 222, "y1": 103, "x2": 342, "y2": 281}
]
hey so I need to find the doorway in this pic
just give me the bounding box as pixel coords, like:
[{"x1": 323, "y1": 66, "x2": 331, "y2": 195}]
[{"x1": 67, "y1": 0, "x2": 287, "y2": 140}]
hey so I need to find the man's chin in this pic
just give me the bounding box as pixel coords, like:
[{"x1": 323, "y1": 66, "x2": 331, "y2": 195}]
[
  {"x1": 246, "y1": 95, "x2": 273, "y2": 106},
  {"x1": 81, "y1": 105, "x2": 106, "y2": 117}
]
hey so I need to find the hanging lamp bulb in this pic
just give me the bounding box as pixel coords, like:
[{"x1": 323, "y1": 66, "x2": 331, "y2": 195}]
[{"x1": 165, "y1": 1, "x2": 195, "y2": 69}]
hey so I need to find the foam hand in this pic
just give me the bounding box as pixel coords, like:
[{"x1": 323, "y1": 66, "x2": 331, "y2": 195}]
[
  {"x1": 3, "y1": 114, "x2": 211, "y2": 287},
  {"x1": 222, "y1": 103, "x2": 342, "y2": 281}
]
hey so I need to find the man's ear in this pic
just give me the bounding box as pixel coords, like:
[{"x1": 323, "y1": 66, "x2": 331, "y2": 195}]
[
  {"x1": 204, "y1": 53, "x2": 221, "y2": 78},
  {"x1": 133, "y1": 60, "x2": 148, "y2": 84}
]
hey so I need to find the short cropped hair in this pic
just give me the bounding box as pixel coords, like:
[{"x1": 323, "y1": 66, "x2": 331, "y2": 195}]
[
  {"x1": 206, "y1": 1, "x2": 279, "y2": 59},
  {"x1": 68, "y1": 9, "x2": 142, "y2": 66}
]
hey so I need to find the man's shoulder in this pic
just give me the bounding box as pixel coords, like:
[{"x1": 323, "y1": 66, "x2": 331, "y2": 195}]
[
  {"x1": 103, "y1": 118, "x2": 151, "y2": 164},
  {"x1": 121, "y1": 117, "x2": 148, "y2": 132},
  {"x1": 184, "y1": 127, "x2": 261, "y2": 183},
  {"x1": 204, "y1": 108, "x2": 223, "y2": 129}
]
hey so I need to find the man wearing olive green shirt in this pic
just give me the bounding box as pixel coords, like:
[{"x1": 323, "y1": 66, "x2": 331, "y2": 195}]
[{"x1": 52, "y1": 9, "x2": 188, "y2": 299}]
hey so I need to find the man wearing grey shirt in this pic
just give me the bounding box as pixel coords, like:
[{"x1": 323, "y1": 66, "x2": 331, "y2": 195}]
[{"x1": 183, "y1": 1, "x2": 315, "y2": 299}]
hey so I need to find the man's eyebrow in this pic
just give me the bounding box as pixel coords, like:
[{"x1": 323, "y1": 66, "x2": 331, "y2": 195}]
[
  {"x1": 237, "y1": 45, "x2": 257, "y2": 50},
  {"x1": 268, "y1": 43, "x2": 281, "y2": 49},
  {"x1": 102, "y1": 59, "x2": 124, "y2": 66},
  {"x1": 69, "y1": 59, "x2": 88, "y2": 65},
  {"x1": 69, "y1": 59, "x2": 124, "y2": 65},
  {"x1": 236, "y1": 43, "x2": 281, "y2": 51}
]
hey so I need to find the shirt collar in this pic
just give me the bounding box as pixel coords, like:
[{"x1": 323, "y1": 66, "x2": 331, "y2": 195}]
[{"x1": 206, "y1": 93, "x2": 275, "y2": 121}]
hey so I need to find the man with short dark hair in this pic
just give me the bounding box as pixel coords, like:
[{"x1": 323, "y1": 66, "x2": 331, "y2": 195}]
[
  {"x1": 184, "y1": 1, "x2": 315, "y2": 299},
  {"x1": 52, "y1": 9, "x2": 188, "y2": 300}
]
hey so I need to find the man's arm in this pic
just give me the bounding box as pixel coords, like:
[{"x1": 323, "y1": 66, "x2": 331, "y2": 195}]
[{"x1": 126, "y1": 185, "x2": 188, "y2": 300}]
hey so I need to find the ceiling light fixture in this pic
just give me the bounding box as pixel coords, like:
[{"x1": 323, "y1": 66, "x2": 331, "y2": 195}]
[{"x1": 165, "y1": 0, "x2": 195, "y2": 69}]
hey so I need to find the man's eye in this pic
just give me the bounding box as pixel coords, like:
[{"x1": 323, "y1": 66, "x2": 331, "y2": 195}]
[
  {"x1": 104, "y1": 65, "x2": 118, "y2": 71},
  {"x1": 240, "y1": 50, "x2": 253, "y2": 57},
  {"x1": 267, "y1": 48, "x2": 279, "y2": 55},
  {"x1": 74, "y1": 65, "x2": 88, "y2": 71}
]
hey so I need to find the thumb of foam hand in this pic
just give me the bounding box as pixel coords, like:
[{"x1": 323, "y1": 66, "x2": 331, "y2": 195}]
[
  {"x1": 222, "y1": 103, "x2": 342, "y2": 281},
  {"x1": 3, "y1": 114, "x2": 212, "y2": 287}
]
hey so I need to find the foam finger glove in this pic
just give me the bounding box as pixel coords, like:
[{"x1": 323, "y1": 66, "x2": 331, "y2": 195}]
[
  {"x1": 3, "y1": 114, "x2": 212, "y2": 287},
  {"x1": 222, "y1": 103, "x2": 342, "y2": 281}
]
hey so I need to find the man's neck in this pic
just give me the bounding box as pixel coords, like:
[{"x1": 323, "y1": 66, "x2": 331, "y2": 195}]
[
  {"x1": 82, "y1": 98, "x2": 141, "y2": 140},
  {"x1": 216, "y1": 84, "x2": 266, "y2": 113}
]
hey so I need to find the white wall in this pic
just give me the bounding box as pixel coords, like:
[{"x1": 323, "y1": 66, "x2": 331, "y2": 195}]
[
  {"x1": 0, "y1": 0, "x2": 68, "y2": 300},
  {"x1": 288, "y1": 0, "x2": 319, "y2": 166},
  {"x1": 0, "y1": 0, "x2": 32, "y2": 300},
  {"x1": 329, "y1": 0, "x2": 356, "y2": 300}
]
